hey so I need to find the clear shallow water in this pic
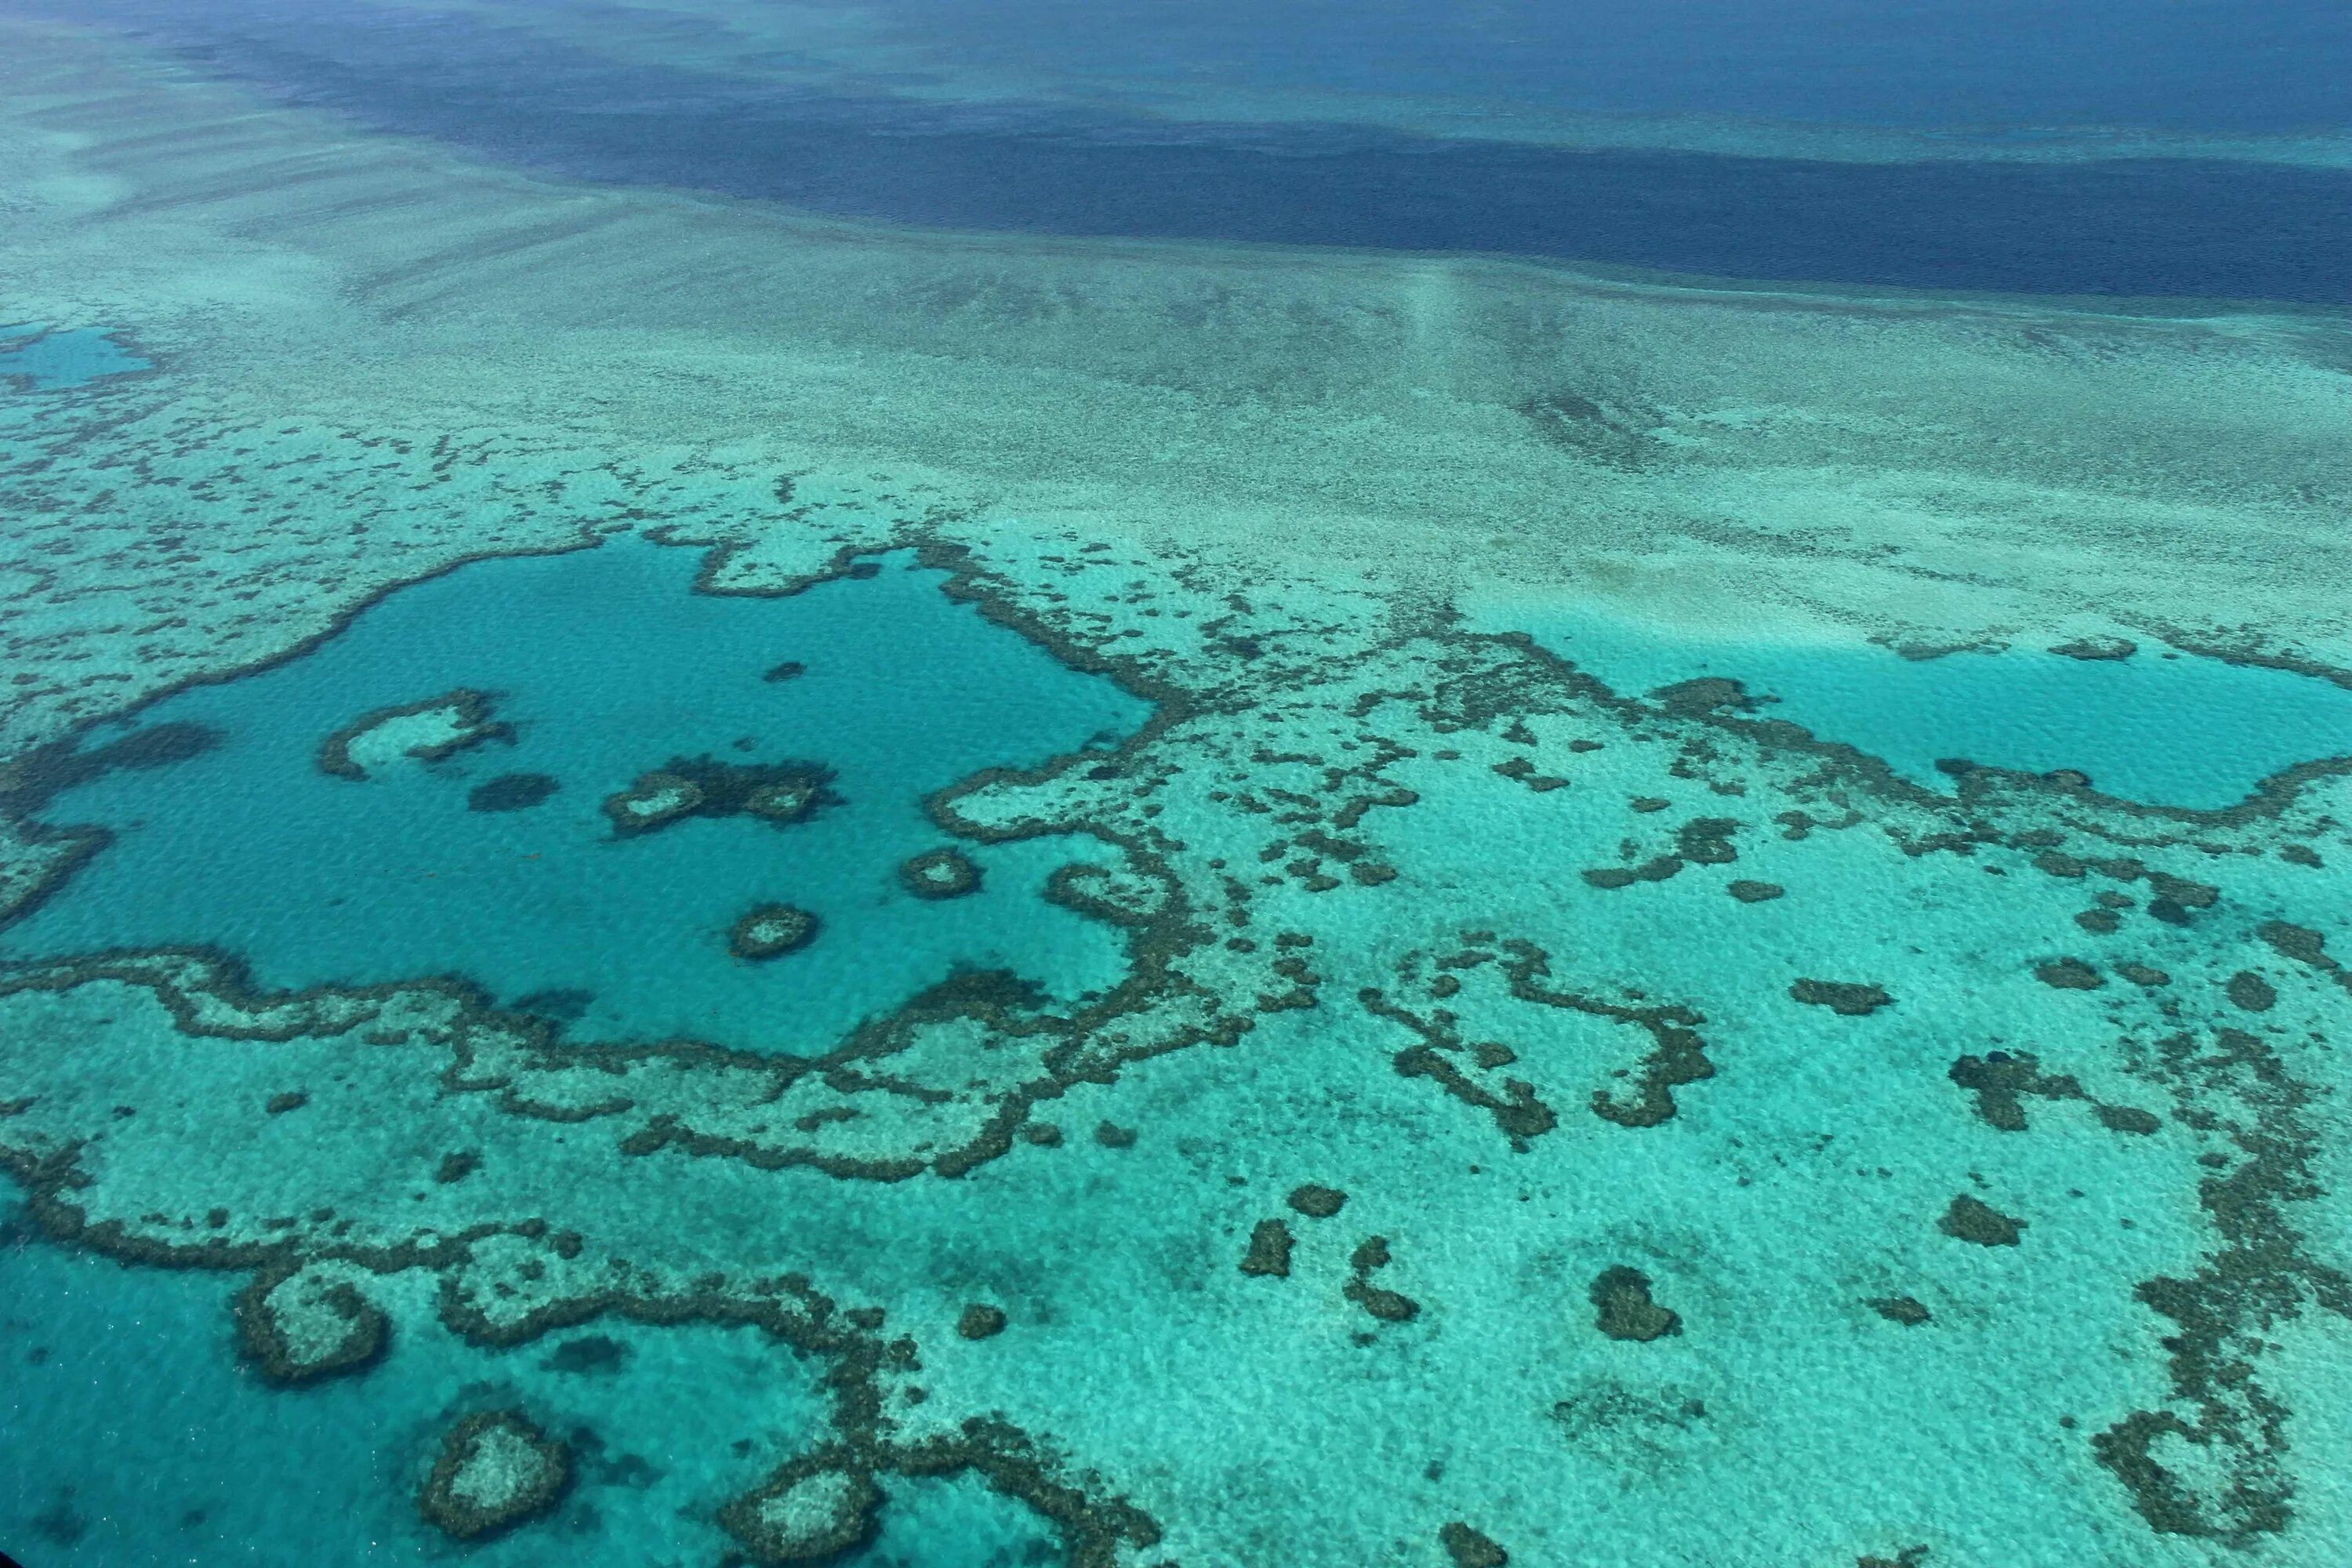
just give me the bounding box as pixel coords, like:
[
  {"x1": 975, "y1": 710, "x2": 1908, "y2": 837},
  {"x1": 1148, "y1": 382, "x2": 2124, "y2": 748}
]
[
  {"x1": 5, "y1": 535, "x2": 1149, "y2": 1050},
  {"x1": 0, "y1": 325, "x2": 149, "y2": 390},
  {"x1": 0, "y1": 1196, "x2": 1056, "y2": 1567},
  {"x1": 2, "y1": 7, "x2": 2350, "y2": 1567},
  {"x1": 1481, "y1": 608, "x2": 2352, "y2": 808}
]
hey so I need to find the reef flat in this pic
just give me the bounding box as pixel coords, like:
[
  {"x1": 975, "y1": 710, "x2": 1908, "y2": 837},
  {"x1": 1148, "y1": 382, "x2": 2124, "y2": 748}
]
[{"x1": 2, "y1": 9, "x2": 2349, "y2": 1568}]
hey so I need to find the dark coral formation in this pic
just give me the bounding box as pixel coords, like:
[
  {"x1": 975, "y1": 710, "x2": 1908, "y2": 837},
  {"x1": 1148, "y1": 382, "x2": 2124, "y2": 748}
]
[
  {"x1": 543, "y1": 1334, "x2": 628, "y2": 1375},
  {"x1": 1869, "y1": 1296, "x2": 1932, "y2": 1327},
  {"x1": 416, "y1": 1410, "x2": 570, "y2": 1541},
  {"x1": 1590, "y1": 1265, "x2": 1680, "y2": 1341},
  {"x1": 1240, "y1": 1220, "x2": 1294, "y2": 1278},
  {"x1": 1948, "y1": 1050, "x2": 2161, "y2": 1136},
  {"x1": 2092, "y1": 1024, "x2": 2352, "y2": 1544},
  {"x1": 898, "y1": 847, "x2": 982, "y2": 900},
  {"x1": 1789, "y1": 979, "x2": 1893, "y2": 1016},
  {"x1": 604, "y1": 756, "x2": 838, "y2": 837},
  {"x1": 728, "y1": 903, "x2": 819, "y2": 960},
  {"x1": 2224, "y1": 971, "x2": 2277, "y2": 1012},
  {"x1": 2049, "y1": 637, "x2": 2137, "y2": 661},
  {"x1": 1939, "y1": 1195, "x2": 2025, "y2": 1247},
  {"x1": 0, "y1": 720, "x2": 220, "y2": 819},
  {"x1": 1343, "y1": 1236, "x2": 1420, "y2": 1323},
  {"x1": 1440, "y1": 1520, "x2": 1510, "y2": 1566},
  {"x1": 1726, "y1": 880, "x2": 1784, "y2": 903},
  {"x1": 957, "y1": 1304, "x2": 1009, "y2": 1340},
  {"x1": 467, "y1": 771, "x2": 559, "y2": 811},
  {"x1": 1287, "y1": 1185, "x2": 1347, "y2": 1220},
  {"x1": 2034, "y1": 958, "x2": 2104, "y2": 989},
  {"x1": 1366, "y1": 939, "x2": 1715, "y2": 1140}
]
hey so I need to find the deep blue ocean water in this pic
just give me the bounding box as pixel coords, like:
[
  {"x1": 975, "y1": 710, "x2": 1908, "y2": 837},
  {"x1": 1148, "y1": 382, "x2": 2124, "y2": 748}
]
[
  {"x1": 24, "y1": 0, "x2": 2352, "y2": 301},
  {"x1": 848, "y1": 0, "x2": 2352, "y2": 133}
]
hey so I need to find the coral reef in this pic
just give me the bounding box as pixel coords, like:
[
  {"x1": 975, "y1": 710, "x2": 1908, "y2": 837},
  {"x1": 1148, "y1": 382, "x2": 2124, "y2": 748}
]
[
  {"x1": 231, "y1": 1264, "x2": 389, "y2": 1384},
  {"x1": 416, "y1": 1410, "x2": 570, "y2": 1541},
  {"x1": 727, "y1": 903, "x2": 819, "y2": 960},
  {"x1": 898, "y1": 847, "x2": 982, "y2": 900},
  {"x1": 318, "y1": 690, "x2": 504, "y2": 781},
  {"x1": 604, "y1": 757, "x2": 839, "y2": 837},
  {"x1": 1590, "y1": 1266, "x2": 1681, "y2": 1342}
]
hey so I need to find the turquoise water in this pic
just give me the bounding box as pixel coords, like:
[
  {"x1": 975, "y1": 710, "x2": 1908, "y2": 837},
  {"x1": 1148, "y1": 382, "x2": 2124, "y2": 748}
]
[
  {"x1": 3, "y1": 7, "x2": 2350, "y2": 1566},
  {"x1": 1, "y1": 1195, "x2": 1051, "y2": 1568},
  {"x1": 0, "y1": 1199, "x2": 837, "y2": 1566},
  {"x1": 4, "y1": 535, "x2": 1149, "y2": 1050},
  {"x1": 0, "y1": 325, "x2": 150, "y2": 390},
  {"x1": 1486, "y1": 608, "x2": 2352, "y2": 808}
]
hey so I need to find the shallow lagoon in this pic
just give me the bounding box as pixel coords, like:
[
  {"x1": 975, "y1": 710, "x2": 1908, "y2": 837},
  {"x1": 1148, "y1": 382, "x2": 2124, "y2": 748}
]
[
  {"x1": 1477, "y1": 603, "x2": 2352, "y2": 809},
  {"x1": 0, "y1": 325, "x2": 149, "y2": 391},
  {"x1": 4, "y1": 535, "x2": 1150, "y2": 1051}
]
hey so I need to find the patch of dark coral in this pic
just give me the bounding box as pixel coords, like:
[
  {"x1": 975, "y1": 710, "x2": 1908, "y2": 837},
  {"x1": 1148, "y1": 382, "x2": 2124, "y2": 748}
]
[
  {"x1": 1675, "y1": 818, "x2": 1740, "y2": 864},
  {"x1": 1240, "y1": 1220, "x2": 1294, "y2": 1278},
  {"x1": 467, "y1": 772, "x2": 558, "y2": 812},
  {"x1": 543, "y1": 1334, "x2": 628, "y2": 1375},
  {"x1": 1947, "y1": 1050, "x2": 2159, "y2": 1137},
  {"x1": 1939, "y1": 1195, "x2": 2024, "y2": 1247},
  {"x1": 1287, "y1": 1184, "x2": 1347, "y2": 1219},
  {"x1": 0, "y1": 720, "x2": 222, "y2": 819},
  {"x1": 1581, "y1": 855, "x2": 1683, "y2": 890},
  {"x1": 1869, "y1": 1296, "x2": 1932, "y2": 1326},
  {"x1": 1499, "y1": 941, "x2": 1715, "y2": 1129},
  {"x1": 2034, "y1": 958, "x2": 2104, "y2": 990},
  {"x1": 1590, "y1": 1265, "x2": 1680, "y2": 1341},
  {"x1": 1040, "y1": 862, "x2": 1151, "y2": 927},
  {"x1": 956, "y1": 1303, "x2": 1008, "y2": 1340},
  {"x1": 1856, "y1": 1548, "x2": 1930, "y2": 1568},
  {"x1": 1440, "y1": 1519, "x2": 1511, "y2": 1566},
  {"x1": 2090, "y1": 1022, "x2": 2352, "y2": 1543},
  {"x1": 1790, "y1": 979, "x2": 1893, "y2": 1016},
  {"x1": 1336, "y1": 1235, "x2": 1421, "y2": 1323},
  {"x1": 1374, "y1": 1004, "x2": 1559, "y2": 1145},
  {"x1": 2224, "y1": 971, "x2": 2277, "y2": 1012},
  {"x1": 1727, "y1": 880, "x2": 1784, "y2": 903},
  {"x1": 2050, "y1": 637, "x2": 2137, "y2": 661}
]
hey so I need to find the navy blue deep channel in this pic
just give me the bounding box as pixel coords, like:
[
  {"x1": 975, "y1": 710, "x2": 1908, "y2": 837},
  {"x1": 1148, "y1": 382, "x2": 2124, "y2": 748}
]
[{"x1": 50, "y1": 0, "x2": 2352, "y2": 303}]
